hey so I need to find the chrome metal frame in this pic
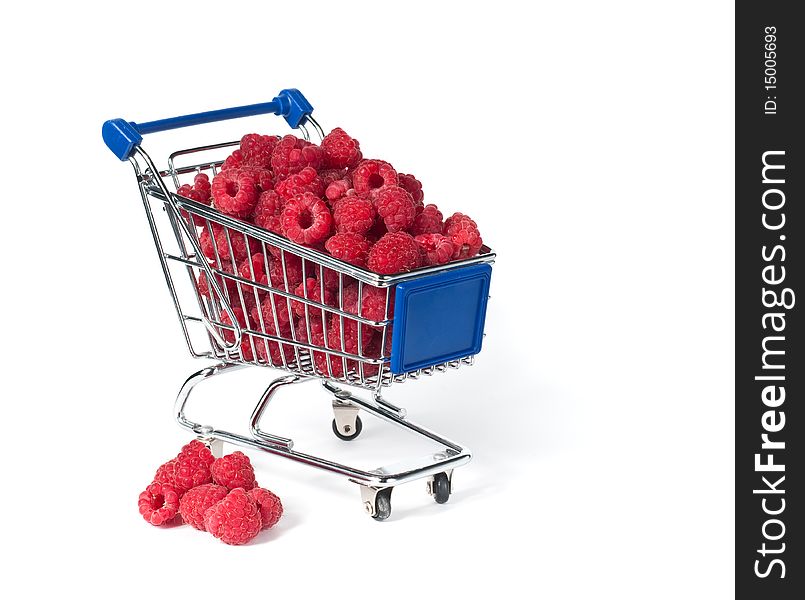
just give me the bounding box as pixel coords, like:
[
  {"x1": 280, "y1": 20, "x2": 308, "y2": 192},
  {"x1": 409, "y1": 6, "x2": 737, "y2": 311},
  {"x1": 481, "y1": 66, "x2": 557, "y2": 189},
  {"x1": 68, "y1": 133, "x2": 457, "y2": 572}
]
[{"x1": 126, "y1": 119, "x2": 494, "y2": 518}]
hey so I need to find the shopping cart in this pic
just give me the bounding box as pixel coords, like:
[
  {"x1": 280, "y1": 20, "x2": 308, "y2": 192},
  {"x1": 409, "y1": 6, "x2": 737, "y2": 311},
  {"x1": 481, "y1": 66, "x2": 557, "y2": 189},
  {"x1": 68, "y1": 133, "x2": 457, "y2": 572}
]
[{"x1": 102, "y1": 89, "x2": 495, "y2": 520}]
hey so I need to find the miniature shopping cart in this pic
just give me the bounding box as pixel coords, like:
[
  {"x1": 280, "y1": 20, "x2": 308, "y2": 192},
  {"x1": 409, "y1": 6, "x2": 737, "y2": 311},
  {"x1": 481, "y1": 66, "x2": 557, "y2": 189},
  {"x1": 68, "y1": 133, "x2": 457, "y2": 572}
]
[{"x1": 102, "y1": 89, "x2": 495, "y2": 520}]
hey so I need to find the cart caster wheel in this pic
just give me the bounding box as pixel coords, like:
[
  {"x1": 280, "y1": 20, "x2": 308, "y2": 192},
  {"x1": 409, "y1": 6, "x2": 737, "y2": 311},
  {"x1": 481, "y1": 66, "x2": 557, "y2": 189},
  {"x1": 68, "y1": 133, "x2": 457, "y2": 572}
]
[
  {"x1": 428, "y1": 472, "x2": 451, "y2": 504},
  {"x1": 332, "y1": 415, "x2": 362, "y2": 441},
  {"x1": 371, "y1": 488, "x2": 392, "y2": 521}
]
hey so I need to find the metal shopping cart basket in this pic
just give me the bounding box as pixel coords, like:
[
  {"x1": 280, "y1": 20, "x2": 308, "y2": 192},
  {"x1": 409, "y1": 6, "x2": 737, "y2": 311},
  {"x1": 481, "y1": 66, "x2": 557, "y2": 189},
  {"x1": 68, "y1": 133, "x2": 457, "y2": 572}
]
[{"x1": 102, "y1": 89, "x2": 495, "y2": 520}]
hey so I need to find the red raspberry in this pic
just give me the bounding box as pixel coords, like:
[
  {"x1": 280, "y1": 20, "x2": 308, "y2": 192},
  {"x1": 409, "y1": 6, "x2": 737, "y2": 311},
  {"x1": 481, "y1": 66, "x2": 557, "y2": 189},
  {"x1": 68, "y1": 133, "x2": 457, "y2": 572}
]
[
  {"x1": 324, "y1": 178, "x2": 353, "y2": 204},
  {"x1": 319, "y1": 168, "x2": 348, "y2": 188},
  {"x1": 211, "y1": 169, "x2": 259, "y2": 218},
  {"x1": 153, "y1": 459, "x2": 177, "y2": 488},
  {"x1": 253, "y1": 190, "x2": 284, "y2": 234},
  {"x1": 321, "y1": 127, "x2": 363, "y2": 169},
  {"x1": 281, "y1": 193, "x2": 333, "y2": 245},
  {"x1": 138, "y1": 482, "x2": 179, "y2": 526},
  {"x1": 220, "y1": 307, "x2": 255, "y2": 361},
  {"x1": 199, "y1": 224, "x2": 256, "y2": 263},
  {"x1": 315, "y1": 314, "x2": 372, "y2": 378},
  {"x1": 238, "y1": 252, "x2": 271, "y2": 300},
  {"x1": 414, "y1": 233, "x2": 455, "y2": 266},
  {"x1": 324, "y1": 233, "x2": 372, "y2": 268},
  {"x1": 236, "y1": 166, "x2": 274, "y2": 195},
  {"x1": 443, "y1": 213, "x2": 483, "y2": 259},
  {"x1": 339, "y1": 284, "x2": 390, "y2": 339},
  {"x1": 271, "y1": 134, "x2": 323, "y2": 179},
  {"x1": 247, "y1": 488, "x2": 283, "y2": 530},
  {"x1": 397, "y1": 173, "x2": 424, "y2": 206},
  {"x1": 296, "y1": 313, "x2": 325, "y2": 345},
  {"x1": 367, "y1": 232, "x2": 421, "y2": 274},
  {"x1": 193, "y1": 173, "x2": 212, "y2": 199},
  {"x1": 250, "y1": 301, "x2": 295, "y2": 365},
  {"x1": 204, "y1": 488, "x2": 262, "y2": 545},
  {"x1": 178, "y1": 483, "x2": 228, "y2": 531},
  {"x1": 333, "y1": 194, "x2": 375, "y2": 235},
  {"x1": 268, "y1": 251, "x2": 304, "y2": 290},
  {"x1": 222, "y1": 149, "x2": 243, "y2": 171},
  {"x1": 275, "y1": 166, "x2": 324, "y2": 200},
  {"x1": 173, "y1": 439, "x2": 215, "y2": 496},
  {"x1": 240, "y1": 134, "x2": 279, "y2": 169},
  {"x1": 352, "y1": 159, "x2": 398, "y2": 193},
  {"x1": 374, "y1": 185, "x2": 416, "y2": 232},
  {"x1": 197, "y1": 260, "x2": 239, "y2": 300},
  {"x1": 365, "y1": 218, "x2": 388, "y2": 243},
  {"x1": 292, "y1": 277, "x2": 336, "y2": 317},
  {"x1": 410, "y1": 204, "x2": 443, "y2": 236},
  {"x1": 211, "y1": 451, "x2": 257, "y2": 491},
  {"x1": 251, "y1": 290, "x2": 292, "y2": 325}
]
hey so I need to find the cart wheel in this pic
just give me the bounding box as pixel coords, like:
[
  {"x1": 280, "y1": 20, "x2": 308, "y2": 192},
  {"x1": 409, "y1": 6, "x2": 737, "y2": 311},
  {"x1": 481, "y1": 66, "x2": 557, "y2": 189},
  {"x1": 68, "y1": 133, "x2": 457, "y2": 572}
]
[
  {"x1": 372, "y1": 488, "x2": 392, "y2": 521},
  {"x1": 430, "y1": 472, "x2": 451, "y2": 504},
  {"x1": 332, "y1": 415, "x2": 362, "y2": 441}
]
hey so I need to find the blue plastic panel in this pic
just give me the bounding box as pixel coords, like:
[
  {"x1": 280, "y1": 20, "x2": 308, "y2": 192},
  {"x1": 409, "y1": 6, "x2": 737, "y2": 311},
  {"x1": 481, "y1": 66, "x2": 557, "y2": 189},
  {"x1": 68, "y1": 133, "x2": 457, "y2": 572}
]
[{"x1": 390, "y1": 264, "x2": 492, "y2": 374}]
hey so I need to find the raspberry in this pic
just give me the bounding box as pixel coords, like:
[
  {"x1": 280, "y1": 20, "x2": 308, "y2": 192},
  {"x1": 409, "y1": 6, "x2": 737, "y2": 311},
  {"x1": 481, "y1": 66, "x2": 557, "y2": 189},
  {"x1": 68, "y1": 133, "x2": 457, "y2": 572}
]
[
  {"x1": 153, "y1": 459, "x2": 177, "y2": 488},
  {"x1": 292, "y1": 277, "x2": 336, "y2": 317},
  {"x1": 173, "y1": 439, "x2": 215, "y2": 496},
  {"x1": 321, "y1": 127, "x2": 363, "y2": 169},
  {"x1": 178, "y1": 483, "x2": 229, "y2": 531},
  {"x1": 352, "y1": 159, "x2": 398, "y2": 193},
  {"x1": 204, "y1": 488, "x2": 262, "y2": 545},
  {"x1": 281, "y1": 193, "x2": 333, "y2": 246},
  {"x1": 410, "y1": 204, "x2": 443, "y2": 236},
  {"x1": 211, "y1": 169, "x2": 259, "y2": 218},
  {"x1": 324, "y1": 178, "x2": 353, "y2": 204},
  {"x1": 193, "y1": 173, "x2": 212, "y2": 200},
  {"x1": 222, "y1": 149, "x2": 243, "y2": 171},
  {"x1": 358, "y1": 285, "x2": 392, "y2": 322},
  {"x1": 197, "y1": 260, "x2": 239, "y2": 300},
  {"x1": 211, "y1": 451, "x2": 257, "y2": 491},
  {"x1": 250, "y1": 300, "x2": 296, "y2": 365},
  {"x1": 365, "y1": 218, "x2": 388, "y2": 243},
  {"x1": 177, "y1": 174, "x2": 213, "y2": 226},
  {"x1": 333, "y1": 194, "x2": 375, "y2": 235},
  {"x1": 251, "y1": 291, "x2": 292, "y2": 325},
  {"x1": 199, "y1": 224, "x2": 256, "y2": 263},
  {"x1": 315, "y1": 314, "x2": 370, "y2": 378},
  {"x1": 267, "y1": 251, "x2": 304, "y2": 290},
  {"x1": 367, "y1": 232, "x2": 421, "y2": 274},
  {"x1": 253, "y1": 190, "x2": 284, "y2": 234},
  {"x1": 443, "y1": 213, "x2": 483, "y2": 258},
  {"x1": 240, "y1": 134, "x2": 279, "y2": 169},
  {"x1": 236, "y1": 166, "x2": 274, "y2": 195},
  {"x1": 374, "y1": 185, "x2": 416, "y2": 232},
  {"x1": 220, "y1": 307, "x2": 255, "y2": 361},
  {"x1": 414, "y1": 233, "x2": 455, "y2": 266},
  {"x1": 319, "y1": 168, "x2": 348, "y2": 188},
  {"x1": 324, "y1": 233, "x2": 372, "y2": 268},
  {"x1": 397, "y1": 173, "x2": 424, "y2": 206},
  {"x1": 275, "y1": 166, "x2": 324, "y2": 200},
  {"x1": 247, "y1": 488, "x2": 283, "y2": 530},
  {"x1": 138, "y1": 482, "x2": 179, "y2": 526},
  {"x1": 271, "y1": 134, "x2": 323, "y2": 179},
  {"x1": 238, "y1": 253, "x2": 271, "y2": 301},
  {"x1": 339, "y1": 283, "x2": 390, "y2": 340}
]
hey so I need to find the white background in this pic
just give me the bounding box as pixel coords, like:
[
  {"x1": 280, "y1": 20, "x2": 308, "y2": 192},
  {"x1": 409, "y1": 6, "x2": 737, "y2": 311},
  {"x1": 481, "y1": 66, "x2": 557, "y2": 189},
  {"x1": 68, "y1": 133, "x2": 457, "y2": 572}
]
[{"x1": 2, "y1": 1, "x2": 734, "y2": 598}]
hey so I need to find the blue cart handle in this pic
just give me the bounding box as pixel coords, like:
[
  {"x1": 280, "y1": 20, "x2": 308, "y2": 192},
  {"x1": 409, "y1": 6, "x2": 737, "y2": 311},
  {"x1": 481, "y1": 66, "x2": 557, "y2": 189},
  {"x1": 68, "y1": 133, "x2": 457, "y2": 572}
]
[{"x1": 102, "y1": 88, "x2": 313, "y2": 161}]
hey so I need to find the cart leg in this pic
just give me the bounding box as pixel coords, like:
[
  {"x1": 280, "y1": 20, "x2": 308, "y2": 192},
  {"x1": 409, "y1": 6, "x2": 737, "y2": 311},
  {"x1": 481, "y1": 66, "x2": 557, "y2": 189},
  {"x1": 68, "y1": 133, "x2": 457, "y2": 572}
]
[
  {"x1": 249, "y1": 375, "x2": 308, "y2": 449},
  {"x1": 360, "y1": 485, "x2": 393, "y2": 521},
  {"x1": 332, "y1": 400, "x2": 362, "y2": 441},
  {"x1": 426, "y1": 469, "x2": 453, "y2": 504}
]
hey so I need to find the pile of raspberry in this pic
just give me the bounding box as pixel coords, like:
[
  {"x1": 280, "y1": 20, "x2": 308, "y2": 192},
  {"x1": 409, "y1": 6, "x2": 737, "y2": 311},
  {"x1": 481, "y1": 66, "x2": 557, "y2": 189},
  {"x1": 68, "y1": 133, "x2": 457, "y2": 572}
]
[
  {"x1": 179, "y1": 128, "x2": 485, "y2": 376},
  {"x1": 138, "y1": 440, "x2": 282, "y2": 545}
]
